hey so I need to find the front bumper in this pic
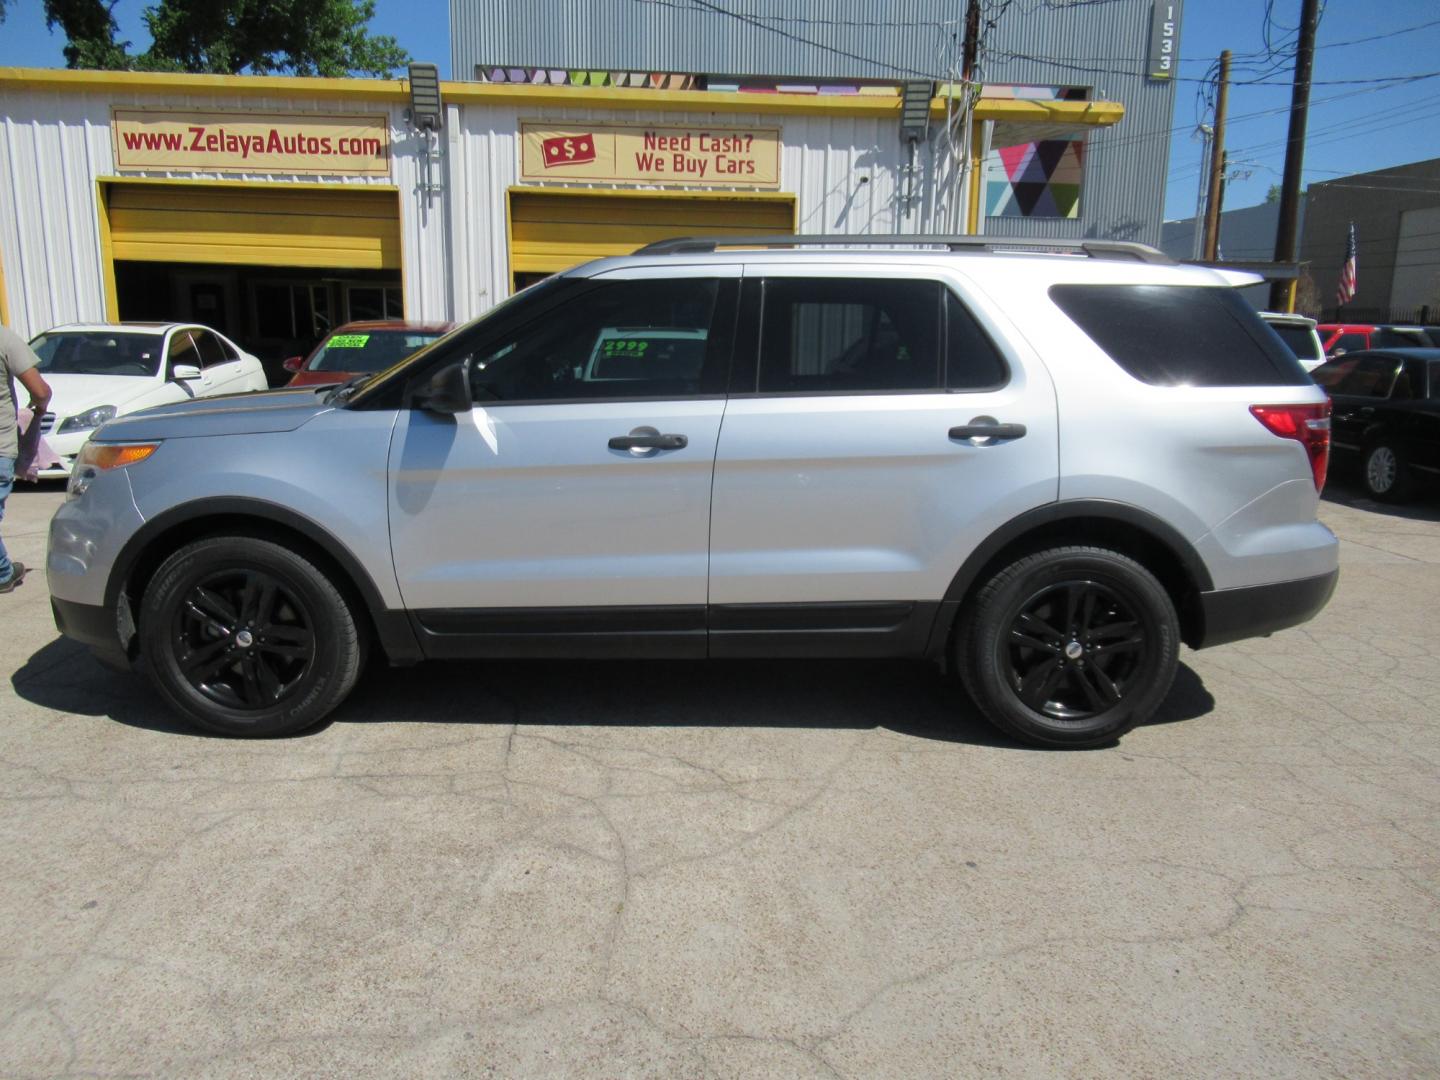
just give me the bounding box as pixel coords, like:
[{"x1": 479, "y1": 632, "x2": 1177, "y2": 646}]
[
  {"x1": 51, "y1": 596, "x2": 131, "y2": 669},
  {"x1": 1193, "y1": 569, "x2": 1338, "y2": 649}
]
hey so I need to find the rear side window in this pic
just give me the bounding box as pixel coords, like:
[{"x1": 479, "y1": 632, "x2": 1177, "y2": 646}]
[
  {"x1": 1049, "y1": 284, "x2": 1311, "y2": 387},
  {"x1": 1372, "y1": 328, "x2": 1426, "y2": 349},
  {"x1": 946, "y1": 290, "x2": 1008, "y2": 390},
  {"x1": 1268, "y1": 323, "x2": 1322, "y2": 363},
  {"x1": 759, "y1": 279, "x2": 941, "y2": 393}
]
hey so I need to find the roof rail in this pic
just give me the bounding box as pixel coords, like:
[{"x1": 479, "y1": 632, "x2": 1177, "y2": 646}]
[{"x1": 632, "y1": 234, "x2": 1175, "y2": 264}]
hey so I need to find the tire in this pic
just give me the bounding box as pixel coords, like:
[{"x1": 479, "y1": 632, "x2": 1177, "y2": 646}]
[
  {"x1": 1363, "y1": 441, "x2": 1413, "y2": 502},
  {"x1": 956, "y1": 546, "x2": 1180, "y2": 749},
  {"x1": 139, "y1": 537, "x2": 364, "y2": 737}
]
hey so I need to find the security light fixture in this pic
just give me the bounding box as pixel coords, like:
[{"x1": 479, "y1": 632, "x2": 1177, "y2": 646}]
[
  {"x1": 408, "y1": 63, "x2": 443, "y2": 130},
  {"x1": 900, "y1": 80, "x2": 934, "y2": 140}
]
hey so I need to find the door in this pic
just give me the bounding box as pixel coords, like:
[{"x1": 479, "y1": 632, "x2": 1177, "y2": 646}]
[
  {"x1": 707, "y1": 268, "x2": 1059, "y2": 651},
  {"x1": 387, "y1": 268, "x2": 739, "y2": 657},
  {"x1": 1328, "y1": 354, "x2": 1401, "y2": 453}
]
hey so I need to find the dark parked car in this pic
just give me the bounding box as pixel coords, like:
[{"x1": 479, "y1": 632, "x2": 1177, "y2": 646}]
[{"x1": 1311, "y1": 348, "x2": 1440, "y2": 501}]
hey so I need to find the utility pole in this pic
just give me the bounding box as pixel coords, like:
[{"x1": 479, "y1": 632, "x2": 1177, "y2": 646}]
[
  {"x1": 1191, "y1": 125, "x2": 1214, "y2": 260},
  {"x1": 1269, "y1": 0, "x2": 1321, "y2": 311},
  {"x1": 961, "y1": 0, "x2": 982, "y2": 80},
  {"x1": 1201, "y1": 50, "x2": 1231, "y2": 262}
]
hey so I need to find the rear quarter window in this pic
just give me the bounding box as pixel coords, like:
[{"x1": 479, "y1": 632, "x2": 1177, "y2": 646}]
[{"x1": 1048, "y1": 284, "x2": 1312, "y2": 387}]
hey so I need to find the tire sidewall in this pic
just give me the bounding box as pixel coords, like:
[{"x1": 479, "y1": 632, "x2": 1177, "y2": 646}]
[
  {"x1": 964, "y1": 549, "x2": 1179, "y2": 748},
  {"x1": 141, "y1": 539, "x2": 352, "y2": 737}
]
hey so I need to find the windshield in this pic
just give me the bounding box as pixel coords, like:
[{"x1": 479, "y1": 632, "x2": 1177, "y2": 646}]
[
  {"x1": 308, "y1": 329, "x2": 446, "y2": 373},
  {"x1": 30, "y1": 332, "x2": 162, "y2": 377},
  {"x1": 1269, "y1": 324, "x2": 1321, "y2": 361}
]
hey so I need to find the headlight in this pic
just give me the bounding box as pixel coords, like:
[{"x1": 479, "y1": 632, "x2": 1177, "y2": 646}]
[
  {"x1": 67, "y1": 441, "x2": 160, "y2": 500},
  {"x1": 56, "y1": 405, "x2": 118, "y2": 433}
]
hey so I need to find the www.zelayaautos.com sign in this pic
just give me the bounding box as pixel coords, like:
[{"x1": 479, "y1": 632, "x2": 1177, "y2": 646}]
[{"x1": 111, "y1": 109, "x2": 391, "y2": 176}]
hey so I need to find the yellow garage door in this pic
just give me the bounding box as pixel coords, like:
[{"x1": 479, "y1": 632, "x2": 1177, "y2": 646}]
[
  {"x1": 509, "y1": 190, "x2": 795, "y2": 275},
  {"x1": 106, "y1": 183, "x2": 401, "y2": 270}
]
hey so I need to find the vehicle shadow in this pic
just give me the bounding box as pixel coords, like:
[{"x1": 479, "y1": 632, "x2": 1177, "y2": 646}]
[
  {"x1": 12, "y1": 636, "x2": 1215, "y2": 749},
  {"x1": 1323, "y1": 472, "x2": 1440, "y2": 522}
]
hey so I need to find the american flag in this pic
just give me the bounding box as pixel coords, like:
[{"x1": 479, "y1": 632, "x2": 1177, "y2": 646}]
[{"x1": 1336, "y1": 222, "x2": 1358, "y2": 306}]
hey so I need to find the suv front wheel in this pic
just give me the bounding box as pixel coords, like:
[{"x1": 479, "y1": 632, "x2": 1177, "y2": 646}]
[
  {"x1": 957, "y1": 546, "x2": 1179, "y2": 748},
  {"x1": 139, "y1": 537, "x2": 365, "y2": 737}
]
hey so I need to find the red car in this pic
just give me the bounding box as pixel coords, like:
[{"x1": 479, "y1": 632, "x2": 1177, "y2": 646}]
[
  {"x1": 284, "y1": 320, "x2": 454, "y2": 387},
  {"x1": 1317, "y1": 323, "x2": 1428, "y2": 357}
]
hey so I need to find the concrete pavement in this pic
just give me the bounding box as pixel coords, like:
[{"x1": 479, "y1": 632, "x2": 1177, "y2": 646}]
[{"x1": 2, "y1": 479, "x2": 1437, "y2": 1077}]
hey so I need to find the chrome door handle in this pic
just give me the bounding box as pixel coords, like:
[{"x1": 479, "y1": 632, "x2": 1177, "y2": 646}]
[
  {"x1": 949, "y1": 422, "x2": 1027, "y2": 442},
  {"x1": 608, "y1": 433, "x2": 687, "y2": 451}
]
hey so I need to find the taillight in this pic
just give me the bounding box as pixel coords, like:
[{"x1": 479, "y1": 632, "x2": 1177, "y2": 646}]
[{"x1": 1250, "y1": 402, "x2": 1331, "y2": 492}]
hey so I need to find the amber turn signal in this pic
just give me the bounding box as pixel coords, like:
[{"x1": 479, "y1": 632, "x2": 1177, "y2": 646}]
[{"x1": 77, "y1": 442, "x2": 159, "y2": 470}]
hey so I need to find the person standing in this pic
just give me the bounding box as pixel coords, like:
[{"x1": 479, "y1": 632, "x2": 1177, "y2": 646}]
[{"x1": 1, "y1": 322, "x2": 51, "y2": 593}]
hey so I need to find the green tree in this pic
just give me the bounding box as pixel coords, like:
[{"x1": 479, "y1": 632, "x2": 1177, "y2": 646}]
[{"x1": 39, "y1": 0, "x2": 409, "y2": 77}]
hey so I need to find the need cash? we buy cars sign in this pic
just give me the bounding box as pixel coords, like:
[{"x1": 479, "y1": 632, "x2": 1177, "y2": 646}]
[
  {"x1": 520, "y1": 122, "x2": 780, "y2": 188},
  {"x1": 111, "y1": 109, "x2": 391, "y2": 176}
]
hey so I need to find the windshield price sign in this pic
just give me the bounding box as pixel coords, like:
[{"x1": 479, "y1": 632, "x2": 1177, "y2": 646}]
[{"x1": 521, "y1": 122, "x2": 781, "y2": 188}]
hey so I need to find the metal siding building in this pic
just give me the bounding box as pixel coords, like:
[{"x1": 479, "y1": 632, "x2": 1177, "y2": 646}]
[{"x1": 452, "y1": 0, "x2": 1180, "y2": 245}]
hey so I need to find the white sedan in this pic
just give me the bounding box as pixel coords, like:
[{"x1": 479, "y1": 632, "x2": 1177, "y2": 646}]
[{"x1": 29, "y1": 322, "x2": 268, "y2": 477}]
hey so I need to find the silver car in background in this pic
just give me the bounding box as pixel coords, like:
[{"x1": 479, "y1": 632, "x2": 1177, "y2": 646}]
[{"x1": 47, "y1": 236, "x2": 1338, "y2": 748}]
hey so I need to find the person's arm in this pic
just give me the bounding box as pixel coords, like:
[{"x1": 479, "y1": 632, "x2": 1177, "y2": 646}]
[{"x1": 16, "y1": 366, "x2": 51, "y2": 411}]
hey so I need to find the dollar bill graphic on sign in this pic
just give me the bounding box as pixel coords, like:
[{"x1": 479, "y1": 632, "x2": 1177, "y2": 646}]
[{"x1": 541, "y1": 133, "x2": 597, "y2": 167}]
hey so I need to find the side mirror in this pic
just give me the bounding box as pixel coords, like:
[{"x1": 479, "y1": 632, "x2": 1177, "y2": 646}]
[
  {"x1": 172, "y1": 364, "x2": 202, "y2": 381},
  {"x1": 282, "y1": 356, "x2": 304, "y2": 373},
  {"x1": 411, "y1": 361, "x2": 471, "y2": 415}
]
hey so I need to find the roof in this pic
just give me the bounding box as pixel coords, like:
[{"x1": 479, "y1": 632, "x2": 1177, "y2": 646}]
[{"x1": 43, "y1": 322, "x2": 176, "y2": 335}]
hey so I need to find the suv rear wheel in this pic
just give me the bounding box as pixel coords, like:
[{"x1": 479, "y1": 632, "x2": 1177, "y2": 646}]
[
  {"x1": 957, "y1": 546, "x2": 1179, "y2": 748},
  {"x1": 139, "y1": 537, "x2": 364, "y2": 737}
]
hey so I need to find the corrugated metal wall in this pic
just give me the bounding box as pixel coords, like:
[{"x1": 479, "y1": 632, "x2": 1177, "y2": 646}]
[
  {"x1": 450, "y1": 0, "x2": 1179, "y2": 246},
  {"x1": 450, "y1": 0, "x2": 959, "y2": 81},
  {"x1": 0, "y1": 86, "x2": 447, "y2": 338},
  {"x1": 979, "y1": 2, "x2": 1179, "y2": 245}
]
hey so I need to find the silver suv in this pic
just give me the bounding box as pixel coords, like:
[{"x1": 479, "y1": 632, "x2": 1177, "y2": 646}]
[{"x1": 47, "y1": 236, "x2": 1338, "y2": 748}]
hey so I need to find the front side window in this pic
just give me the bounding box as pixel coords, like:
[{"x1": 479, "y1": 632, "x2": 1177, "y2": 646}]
[
  {"x1": 1333, "y1": 357, "x2": 1400, "y2": 398},
  {"x1": 1331, "y1": 333, "x2": 1367, "y2": 355},
  {"x1": 758, "y1": 278, "x2": 942, "y2": 393},
  {"x1": 167, "y1": 331, "x2": 201, "y2": 371},
  {"x1": 467, "y1": 278, "x2": 727, "y2": 402}
]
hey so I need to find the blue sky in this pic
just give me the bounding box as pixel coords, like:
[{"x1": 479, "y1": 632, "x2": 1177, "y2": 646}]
[{"x1": 1, "y1": 0, "x2": 1436, "y2": 220}]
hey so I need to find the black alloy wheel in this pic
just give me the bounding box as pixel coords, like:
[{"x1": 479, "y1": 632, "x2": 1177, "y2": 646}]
[
  {"x1": 141, "y1": 536, "x2": 364, "y2": 737},
  {"x1": 957, "y1": 546, "x2": 1179, "y2": 748},
  {"x1": 173, "y1": 568, "x2": 316, "y2": 710},
  {"x1": 1003, "y1": 580, "x2": 1147, "y2": 721}
]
